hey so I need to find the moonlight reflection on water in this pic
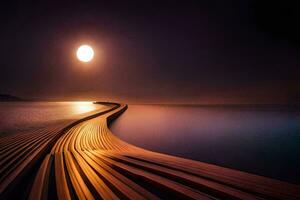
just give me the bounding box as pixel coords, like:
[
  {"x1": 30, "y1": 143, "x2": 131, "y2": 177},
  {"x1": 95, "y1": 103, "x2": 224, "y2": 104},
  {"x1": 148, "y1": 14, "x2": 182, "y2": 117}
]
[{"x1": 0, "y1": 101, "x2": 105, "y2": 134}]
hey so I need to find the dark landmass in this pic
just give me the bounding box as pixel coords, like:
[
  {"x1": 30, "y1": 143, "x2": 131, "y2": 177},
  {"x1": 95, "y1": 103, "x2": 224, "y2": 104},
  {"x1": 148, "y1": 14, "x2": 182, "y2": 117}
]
[{"x1": 0, "y1": 94, "x2": 23, "y2": 102}]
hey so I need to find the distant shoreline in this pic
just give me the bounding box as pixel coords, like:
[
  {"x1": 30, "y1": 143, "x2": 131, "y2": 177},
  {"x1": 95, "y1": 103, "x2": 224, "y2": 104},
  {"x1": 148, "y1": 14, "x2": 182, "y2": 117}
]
[{"x1": 0, "y1": 94, "x2": 24, "y2": 102}]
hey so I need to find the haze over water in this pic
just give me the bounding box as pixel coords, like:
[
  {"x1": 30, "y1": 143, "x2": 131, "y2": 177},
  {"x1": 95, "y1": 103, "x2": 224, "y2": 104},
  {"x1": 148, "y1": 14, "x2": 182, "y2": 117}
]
[
  {"x1": 0, "y1": 102, "x2": 105, "y2": 135},
  {"x1": 111, "y1": 105, "x2": 300, "y2": 184}
]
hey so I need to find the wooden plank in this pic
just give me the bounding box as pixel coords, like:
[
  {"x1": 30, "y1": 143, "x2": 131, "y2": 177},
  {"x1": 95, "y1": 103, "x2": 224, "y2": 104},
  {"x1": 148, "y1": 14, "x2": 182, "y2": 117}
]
[
  {"x1": 54, "y1": 153, "x2": 71, "y2": 200},
  {"x1": 102, "y1": 152, "x2": 263, "y2": 199},
  {"x1": 84, "y1": 150, "x2": 159, "y2": 200},
  {"x1": 64, "y1": 151, "x2": 94, "y2": 200},
  {"x1": 71, "y1": 151, "x2": 119, "y2": 200},
  {"x1": 28, "y1": 154, "x2": 52, "y2": 200},
  {"x1": 97, "y1": 153, "x2": 213, "y2": 200}
]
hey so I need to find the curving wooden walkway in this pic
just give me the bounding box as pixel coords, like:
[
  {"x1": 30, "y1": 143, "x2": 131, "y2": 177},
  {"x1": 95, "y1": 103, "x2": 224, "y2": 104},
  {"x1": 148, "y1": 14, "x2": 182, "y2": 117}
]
[{"x1": 1, "y1": 103, "x2": 300, "y2": 199}]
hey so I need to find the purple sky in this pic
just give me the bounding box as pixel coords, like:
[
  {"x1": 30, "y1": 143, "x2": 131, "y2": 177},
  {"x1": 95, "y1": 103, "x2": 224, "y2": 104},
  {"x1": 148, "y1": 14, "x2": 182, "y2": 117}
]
[{"x1": 1, "y1": 1, "x2": 299, "y2": 104}]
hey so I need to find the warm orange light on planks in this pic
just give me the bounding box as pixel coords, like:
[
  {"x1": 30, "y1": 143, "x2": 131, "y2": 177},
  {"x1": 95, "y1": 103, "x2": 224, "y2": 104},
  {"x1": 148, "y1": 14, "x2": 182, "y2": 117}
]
[{"x1": 76, "y1": 45, "x2": 94, "y2": 62}]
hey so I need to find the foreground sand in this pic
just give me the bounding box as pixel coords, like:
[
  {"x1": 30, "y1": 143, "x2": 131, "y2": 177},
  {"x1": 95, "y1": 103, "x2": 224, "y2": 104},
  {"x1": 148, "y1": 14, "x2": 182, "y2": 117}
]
[{"x1": 1, "y1": 102, "x2": 299, "y2": 199}]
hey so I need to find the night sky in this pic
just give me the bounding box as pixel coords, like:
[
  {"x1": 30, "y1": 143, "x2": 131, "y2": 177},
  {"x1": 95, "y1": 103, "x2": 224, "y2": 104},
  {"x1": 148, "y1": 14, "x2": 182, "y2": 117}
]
[{"x1": 1, "y1": 1, "x2": 299, "y2": 104}]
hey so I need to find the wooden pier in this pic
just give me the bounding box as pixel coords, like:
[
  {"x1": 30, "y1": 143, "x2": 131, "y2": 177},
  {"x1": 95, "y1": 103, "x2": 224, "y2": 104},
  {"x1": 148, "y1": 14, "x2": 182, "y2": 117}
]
[{"x1": 1, "y1": 103, "x2": 299, "y2": 199}]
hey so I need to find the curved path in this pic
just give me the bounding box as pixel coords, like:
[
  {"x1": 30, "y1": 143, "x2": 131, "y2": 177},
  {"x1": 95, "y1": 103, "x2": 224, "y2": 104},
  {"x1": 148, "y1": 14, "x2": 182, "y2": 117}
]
[{"x1": 1, "y1": 103, "x2": 300, "y2": 199}]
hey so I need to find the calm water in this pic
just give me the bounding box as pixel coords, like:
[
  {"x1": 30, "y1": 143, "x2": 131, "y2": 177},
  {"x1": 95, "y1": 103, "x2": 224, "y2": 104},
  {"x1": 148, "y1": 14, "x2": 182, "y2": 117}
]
[
  {"x1": 111, "y1": 105, "x2": 300, "y2": 184},
  {"x1": 0, "y1": 101, "x2": 106, "y2": 135}
]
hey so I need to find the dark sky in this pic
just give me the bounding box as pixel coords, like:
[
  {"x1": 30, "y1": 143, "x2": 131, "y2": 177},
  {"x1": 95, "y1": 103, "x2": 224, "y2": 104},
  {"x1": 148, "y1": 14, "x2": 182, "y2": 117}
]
[{"x1": 0, "y1": 1, "x2": 299, "y2": 103}]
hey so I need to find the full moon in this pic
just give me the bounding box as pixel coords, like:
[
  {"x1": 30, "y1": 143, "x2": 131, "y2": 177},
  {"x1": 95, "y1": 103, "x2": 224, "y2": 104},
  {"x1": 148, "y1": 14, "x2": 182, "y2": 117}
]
[{"x1": 76, "y1": 45, "x2": 94, "y2": 62}]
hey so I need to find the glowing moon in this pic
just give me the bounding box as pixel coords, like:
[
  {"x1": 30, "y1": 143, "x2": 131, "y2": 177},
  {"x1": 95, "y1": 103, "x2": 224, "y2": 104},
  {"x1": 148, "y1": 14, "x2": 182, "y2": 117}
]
[{"x1": 76, "y1": 45, "x2": 94, "y2": 62}]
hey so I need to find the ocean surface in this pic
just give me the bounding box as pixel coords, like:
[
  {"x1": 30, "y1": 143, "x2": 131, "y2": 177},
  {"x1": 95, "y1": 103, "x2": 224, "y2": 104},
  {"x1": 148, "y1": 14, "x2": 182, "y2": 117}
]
[
  {"x1": 111, "y1": 104, "x2": 300, "y2": 184},
  {"x1": 0, "y1": 101, "x2": 105, "y2": 135},
  {"x1": 1, "y1": 102, "x2": 299, "y2": 184}
]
